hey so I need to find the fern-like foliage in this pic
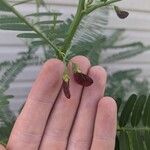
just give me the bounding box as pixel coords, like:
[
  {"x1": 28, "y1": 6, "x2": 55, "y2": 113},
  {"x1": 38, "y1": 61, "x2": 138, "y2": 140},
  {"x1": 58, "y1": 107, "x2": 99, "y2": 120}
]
[
  {"x1": 0, "y1": 46, "x2": 39, "y2": 93},
  {"x1": 0, "y1": 46, "x2": 40, "y2": 144},
  {"x1": 0, "y1": 93, "x2": 15, "y2": 145},
  {"x1": 0, "y1": 0, "x2": 65, "y2": 54},
  {"x1": 106, "y1": 69, "x2": 149, "y2": 99},
  {"x1": 116, "y1": 94, "x2": 150, "y2": 150},
  {"x1": 69, "y1": 22, "x2": 150, "y2": 65}
]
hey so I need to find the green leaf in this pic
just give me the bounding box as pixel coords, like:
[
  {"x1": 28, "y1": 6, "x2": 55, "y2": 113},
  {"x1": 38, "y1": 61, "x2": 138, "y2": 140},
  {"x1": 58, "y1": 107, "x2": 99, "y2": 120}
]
[
  {"x1": 102, "y1": 29, "x2": 125, "y2": 48},
  {"x1": 17, "y1": 33, "x2": 40, "y2": 38},
  {"x1": 119, "y1": 94, "x2": 137, "y2": 127},
  {"x1": 142, "y1": 95, "x2": 150, "y2": 126},
  {"x1": 31, "y1": 40, "x2": 47, "y2": 46},
  {"x1": 0, "y1": 95, "x2": 13, "y2": 101},
  {"x1": 117, "y1": 95, "x2": 150, "y2": 150},
  {"x1": 130, "y1": 131, "x2": 145, "y2": 150},
  {"x1": 72, "y1": 8, "x2": 108, "y2": 46},
  {"x1": 26, "y1": 12, "x2": 62, "y2": 17},
  {"x1": 111, "y1": 69, "x2": 142, "y2": 81},
  {"x1": 103, "y1": 46, "x2": 150, "y2": 63},
  {"x1": 68, "y1": 8, "x2": 109, "y2": 65},
  {"x1": 0, "y1": 23, "x2": 32, "y2": 31},
  {"x1": 0, "y1": 47, "x2": 38, "y2": 93},
  {"x1": 131, "y1": 95, "x2": 147, "y2": 127},
  {"x1": 0, "y1": 99, "x2": 9, "y2": 106},
  {"x1": 0, "y1": 16, "x2": 22, "y2": 24},
  {"x1": 119, "y1": 131, "x2": 131, "y2": 150},
  {"x1": 0, "y1": 1, "x2": 11, "y2": 12},
  {"x1": 13, "y1": 0, "x2": 34, "y2": 6},
  {"x1": 0, "y1": 61, "x2": 11, "y2": 71},
  {"x1": 107, "y1": 42, "x2": 144, "y2": 49},
  {"x1": 144, "y1": 131, "x2": 150, "y2": 149},
  {"x1": 35, "y1": 20, "x2": 63, "y2": 25},
  {"x1": 0, "y1": 0, "x2": 58, "y2": 52}
]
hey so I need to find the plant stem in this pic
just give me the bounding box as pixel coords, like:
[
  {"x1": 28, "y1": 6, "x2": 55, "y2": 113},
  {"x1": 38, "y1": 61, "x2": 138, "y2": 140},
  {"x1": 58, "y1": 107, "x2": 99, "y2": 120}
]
[
  {"x1": 2, "y1": 0, "x2": 61, "y2": 59},
  {"x1": 117, "y1": 127, "x2": 150, "y2": 132},
  {"x1": 84, "y1": 0, "x2": 122, "y2": 15},
  {"x1": 61, "y1": 0, "x2": 85, "y2": 57}
]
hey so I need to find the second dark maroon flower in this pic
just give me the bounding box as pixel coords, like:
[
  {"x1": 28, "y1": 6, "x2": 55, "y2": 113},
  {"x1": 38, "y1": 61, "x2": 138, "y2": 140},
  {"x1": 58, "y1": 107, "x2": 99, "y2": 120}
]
[
  {"x1": 73, "y1": 72, "x2": 93, "y2": 87},
  {"x1": 72, "y1": 62, "x2": 93, "y2": 87}
]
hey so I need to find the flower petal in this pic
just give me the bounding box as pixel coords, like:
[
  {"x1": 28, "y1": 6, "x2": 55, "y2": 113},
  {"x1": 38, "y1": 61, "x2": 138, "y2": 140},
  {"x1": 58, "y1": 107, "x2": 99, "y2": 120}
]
[
  {"x1": 74, "y1": 72, "x2": 93, "y2": 86},
  {"x1": 62, "y1": 80, "x2": 71, "y2": 99}
]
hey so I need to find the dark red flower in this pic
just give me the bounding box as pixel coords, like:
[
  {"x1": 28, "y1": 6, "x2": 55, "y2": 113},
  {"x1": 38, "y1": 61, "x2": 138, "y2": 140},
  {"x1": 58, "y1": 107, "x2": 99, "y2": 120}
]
[
  {"x1": 114, "y1": 6, "x2": 129, "y2": 19},
  {"x1": 74, "y1": 72, "x2": 93, "y2": 87},
  {"x1": 62, "y1": 79, "x2": 71, "y2": 99}
]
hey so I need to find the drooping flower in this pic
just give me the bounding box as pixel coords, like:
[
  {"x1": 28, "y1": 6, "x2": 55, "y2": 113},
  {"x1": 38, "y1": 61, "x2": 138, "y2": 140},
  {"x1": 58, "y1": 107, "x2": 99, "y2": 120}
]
[
  {"x1": 62, "y1": 79, "x2": 70, "y2": 99},
  {"x1": 114, "y1": 6, "x2": 129, "y2": 19},
  {"x1": 72, "y1": 63, "x2": 93, "y2": 86},
  {"x1": 62, "y1": 69, "x2": 71, "y2": 99},
  {"x1": 74, "y1": 72, "x2": 93, "y2": 86}
]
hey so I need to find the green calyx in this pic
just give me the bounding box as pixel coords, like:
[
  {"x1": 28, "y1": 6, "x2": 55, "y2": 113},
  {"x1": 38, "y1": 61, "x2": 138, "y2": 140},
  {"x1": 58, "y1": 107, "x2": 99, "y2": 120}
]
[
  {"x1": 72, "y1": 63, "x2": 81, "y2": 73},
  {"x1": 63, "y1": 68, "x2": 70, "y2": 82}
]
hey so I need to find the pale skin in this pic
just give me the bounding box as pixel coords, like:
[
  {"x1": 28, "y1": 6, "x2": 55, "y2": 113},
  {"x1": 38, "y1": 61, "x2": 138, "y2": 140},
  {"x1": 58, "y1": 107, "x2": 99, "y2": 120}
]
[{"x1": 0, "y1": 56, "x2": 117, "y2": 150}]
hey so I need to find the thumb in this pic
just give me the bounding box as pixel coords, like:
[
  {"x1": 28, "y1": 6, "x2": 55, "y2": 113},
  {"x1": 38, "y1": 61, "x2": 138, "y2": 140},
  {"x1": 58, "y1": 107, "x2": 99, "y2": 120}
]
[{"x1": 0, "y1": 144, "x2": 6, "y2": 150}]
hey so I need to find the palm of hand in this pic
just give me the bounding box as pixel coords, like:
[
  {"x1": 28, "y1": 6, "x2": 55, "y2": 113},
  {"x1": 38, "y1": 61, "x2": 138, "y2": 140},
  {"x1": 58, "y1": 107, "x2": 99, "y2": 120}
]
[{"x1": 0, "y1": 56, "x2": 117, "y2": 150}]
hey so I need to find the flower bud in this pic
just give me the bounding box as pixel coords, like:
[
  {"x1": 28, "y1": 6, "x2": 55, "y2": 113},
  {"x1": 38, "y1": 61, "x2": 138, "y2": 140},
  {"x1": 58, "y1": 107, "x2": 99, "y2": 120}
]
[
  {"x1": 62, "y1": 69, "x2": 71, "y2": 99},
  {"x1": 114, "y1": 6, "x2": 129, "y2": 19}
]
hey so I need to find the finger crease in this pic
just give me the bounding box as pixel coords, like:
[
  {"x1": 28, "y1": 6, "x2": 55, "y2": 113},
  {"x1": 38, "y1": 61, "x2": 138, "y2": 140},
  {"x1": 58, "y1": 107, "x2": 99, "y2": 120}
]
[
  {"x1": 12, "y1": 130, "x2": 43, "y2": 143},
  {"x1": 28, "y1": 98, "x2": 54, "y2": 105},
  {"x1": 93, "y1": 136, "x2": 115, "y2": 142}
]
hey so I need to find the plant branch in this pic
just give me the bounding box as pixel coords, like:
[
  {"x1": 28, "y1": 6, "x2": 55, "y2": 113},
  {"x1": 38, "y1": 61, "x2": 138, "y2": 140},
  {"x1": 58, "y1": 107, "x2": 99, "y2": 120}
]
[
  {"x1": 61, "y1": 0, "x2": 85, "y2": 58},
  {"x1": 1, "y1": 0, "x2": 61, "y2": 58},
  {"x1": 84, "y1": 0, "x2": 122, "y2": 15},
  {"x1": 61, "y1": 0, "x2": 122, "y2": 61}
]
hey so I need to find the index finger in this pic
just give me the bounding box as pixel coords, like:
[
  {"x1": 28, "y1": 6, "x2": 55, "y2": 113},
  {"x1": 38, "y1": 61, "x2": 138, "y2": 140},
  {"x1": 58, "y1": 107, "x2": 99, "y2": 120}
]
[{"x1": 7, "y1": 59, "x2": 64, "y2": 150}]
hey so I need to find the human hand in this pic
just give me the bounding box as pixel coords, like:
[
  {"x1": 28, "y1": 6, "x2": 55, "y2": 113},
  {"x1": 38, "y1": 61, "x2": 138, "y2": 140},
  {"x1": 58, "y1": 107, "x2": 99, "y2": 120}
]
[{"x1": 0, "y1": 56, "x2": 117, "y2": 150}]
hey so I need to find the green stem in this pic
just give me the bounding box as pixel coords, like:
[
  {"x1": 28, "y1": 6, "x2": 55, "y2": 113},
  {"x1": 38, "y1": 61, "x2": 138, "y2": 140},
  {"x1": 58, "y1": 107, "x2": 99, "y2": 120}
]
[
  {"x1": 117, "y1": 127, "x2": 150, "y2": 132},
  {"x1": 2, "y1": 0, "x2": 61, "y2": 59},
  {"x1": 84, "y1": 0, "x2": 122, "y2": 15},
  {"x1": 61, "y1": 0, "x2": 85, "y2": 56}
]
